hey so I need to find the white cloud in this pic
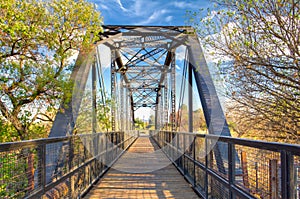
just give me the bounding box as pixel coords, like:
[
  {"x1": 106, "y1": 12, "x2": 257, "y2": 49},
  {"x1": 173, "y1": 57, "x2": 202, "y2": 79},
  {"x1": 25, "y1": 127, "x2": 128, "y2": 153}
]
[
  {"x1": 115, "y1": 0, "x2": 128, "y2": 12},
  {"x1": 115, "y1": 0, "x2": 156, "y2": 17},
  {"x1": 112, "y1": 0, "x2": 169, "y2": 24},
  {"x1": 99, "y1": 4, "x2": 109, "y2": 10},
  {"x1": 173, "y1": 1, "x2": 195, "y2": 9},
  {"x1": 165, "y1": 16, "x2": 173, "y2": 22},
  {"x1": 132, "y1": 0, "x2": 144, "y2": 16},
  {"x1": 137, "y1": 9, "x2": 169, "y2": 25}
]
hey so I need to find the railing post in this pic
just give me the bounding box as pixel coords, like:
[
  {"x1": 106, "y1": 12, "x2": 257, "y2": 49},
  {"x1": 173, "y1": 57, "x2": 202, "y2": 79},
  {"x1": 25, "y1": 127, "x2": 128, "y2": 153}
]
[
  {"x1": 176, "y1": 132, "x2": 179, "y2": 167},
  {"x1": 205, "y1": 136, "x2": 209, "y2": 199},
  {"x1": 228, "y1": 143, "x2": 235, "y2": 199},
  {"x1": 39, "y1": 143, "x2": 46, "y2": 195},
  {"x1": 83, "y1": 138, "x2": 88, "y2": 188},
  {"x1": 281, "y1": 151, "x2": 295, "y2": 199},
  {"x1": 105, "y1": 133, "x2": 108, "y2": 169},
  {"x1": 163, "y1": 131, "x2": 165, "y2": 147},
  {"x1": 184, "y1": 133, "x2": 186, "y2": 175},
  {"x1": 193, "y1": 135, "x2": 196, "y2": 187},
  {"x1": 68, "y1": 137, "x2": 75, "y2": 198}
]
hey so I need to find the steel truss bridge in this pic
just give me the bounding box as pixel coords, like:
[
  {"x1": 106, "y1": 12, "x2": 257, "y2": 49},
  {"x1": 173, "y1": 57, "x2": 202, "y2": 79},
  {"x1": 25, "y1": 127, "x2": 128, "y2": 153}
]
[{"x1": 0, "y1": 26, "x2": 299, "y2": 199}]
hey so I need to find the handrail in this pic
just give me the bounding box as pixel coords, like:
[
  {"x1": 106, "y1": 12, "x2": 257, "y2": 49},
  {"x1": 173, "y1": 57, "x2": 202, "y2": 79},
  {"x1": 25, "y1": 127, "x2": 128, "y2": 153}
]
[
  {"x1": 161, "y1": 131, "x2": 300, "y2": 154},
  {"x1": 0, "y1": 131, "x2": 139, "y2": 199},
  {"x1": 151, "y1": 130, "x2": 300, "y2": 199}
]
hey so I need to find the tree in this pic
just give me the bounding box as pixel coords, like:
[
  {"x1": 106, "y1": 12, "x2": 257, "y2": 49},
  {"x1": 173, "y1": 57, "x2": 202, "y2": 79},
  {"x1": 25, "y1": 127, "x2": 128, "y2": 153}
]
[
  {"x1": 0, "y1": 0, "x2": 103, "y2": 140},
  {"x1": 189, "y1": 0, "x2": 300, "y2": 142},
  {"x1": 74, "y1": 92, "x2": 112, "y2": 134},
  {"x1": 134, "y1": 118, "x2": 146, "y2": 130}
]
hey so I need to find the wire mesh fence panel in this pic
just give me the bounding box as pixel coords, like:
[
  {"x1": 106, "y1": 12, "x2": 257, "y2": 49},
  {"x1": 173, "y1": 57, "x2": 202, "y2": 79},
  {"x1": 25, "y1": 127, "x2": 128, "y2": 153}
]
[
  {"x1": 185, "y1": 156, "x2": 194, "y2": 180},
  {"x1": 208, "y1": 174, "x2": 229, "y2": 199},
  {"x1": 46, "y1": 140, "x2": 71, "y2": 183},
  {"x1": 234, "y1": 145, "x2": 281, "y2": 198},
  {"x1": 151, "y1": 131, "x2": 300, "y2": 199},
  {"x1": 195, "y1": 136, "x2": 206, "y2": 165},
  {"x1": 195, "y1": 165, "x2": 206, "y2": 194},
  {"x1": 170, "y1": 133, "x2": 178, "y2": 161},
  {"x1": 207, "y1": 139, "x2": 229, "y2": 180},
  {"x1": 0, "y1": 131, "x2": 138, "y2": 199},
  {"x1": 0, "y1": 146, "x2": 40, "y2": 198}
]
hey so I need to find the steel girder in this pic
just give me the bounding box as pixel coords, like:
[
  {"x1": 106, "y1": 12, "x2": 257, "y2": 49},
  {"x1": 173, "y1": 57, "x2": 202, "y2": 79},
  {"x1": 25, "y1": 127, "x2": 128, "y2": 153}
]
[
  {"x1": 49, "y1": 25, "x2": 234, "y2": 175},
  {"x1": 101, "y1": 26, "x2": 234, "y2": 174},
  {"x1": 50, "y1": 25, "x2": 232, "y2": 136}
]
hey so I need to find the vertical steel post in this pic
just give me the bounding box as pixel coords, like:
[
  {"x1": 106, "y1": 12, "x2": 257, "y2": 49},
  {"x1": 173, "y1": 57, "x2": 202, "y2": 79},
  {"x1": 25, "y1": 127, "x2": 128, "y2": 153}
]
[
  {"x1": 228, "y1": 143, "x2": 235, "y2": 199},
  {"x1": 281, "y1": 151, "x2": 295, "y2": 199},
  {"x1": 68, "y1": 137, "x2": 75, "y2": 198},
  {"x1": 183, "y1": 134, "x2": 186, "y2": 175},
  {"x1": 177, "y1": 131, "x2": 180, "y2": 166},
  {"x1": 171, "y1": 53, "x2": 176, "y2": 132},
  {"x1": 188, "y1": 59, "x2": 193, "y2": 133},
  {"x1": 111, "y1": 50, "x2": 116, "y2": 132},
  {"x1": 155, "y1": 89, "x2": 159, "y2": 132},
  {"x1": 92, "y1": 57, "x2": 97, "y2": 134},
  {"x1": 130, "y1": 95, "x2": 135, "y2": 130},
  {"x1": 120, "y1": 81, "x2": 124, "y2": 132},
  {"x1": 155, "y1": 104, "x2": 159, "y2": 130},
  {"x1": 193, "y1": 135, "x2": 196, "y2": 187},
  {"x1": 164, "y1": 84, "x2": 168, "y2": 130},
  {"x1": 125, "y1": 86, "x2": 128, "y2": 130},
  {"x1": 205, "y1": 137, "x2": 209, "y2": 198},
  {"x1": 41, "y1": 143, "x2": 46, "y2": 194}
]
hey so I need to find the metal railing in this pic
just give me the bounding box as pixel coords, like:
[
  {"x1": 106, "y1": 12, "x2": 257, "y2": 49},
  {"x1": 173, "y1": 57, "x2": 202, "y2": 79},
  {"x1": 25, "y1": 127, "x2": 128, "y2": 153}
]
[
  {"x1": 0, "y1": 131, "x2": 138, "y2": 199},
  {"x1": 151, "y1": 131, "x2": 300, "y2": 199}
]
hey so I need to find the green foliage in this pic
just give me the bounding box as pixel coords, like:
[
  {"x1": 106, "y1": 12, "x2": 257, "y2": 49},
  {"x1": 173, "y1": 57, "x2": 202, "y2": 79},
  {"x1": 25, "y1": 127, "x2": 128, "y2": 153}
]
[
  {"x1": 26, "y1": 123, "x2": 48, "y2": 140},
  {"x1": 0, "y1": 120, "x2": 19, "y2": 142},
  {"x1": 0, "y1": 0, "x2": 103, "y2": 140},
  {"x1": 75, "y1": 89, "x2": 112, "y2": 134},
  {"x1": 0, "y1": 118, "x2": 48, "y2": 142},
  {"x1": 134, "y1": 118, "x2": 146, "y2": 130},
  {"x1": 0, "y1": 157, "x2": 25, "y2": 198},
  {"x1": 0, "y1": 148, "x2": 38, "y2": 198},
  {"x1": 97, "y1": 99, "x2": 112, "y2": 131}
]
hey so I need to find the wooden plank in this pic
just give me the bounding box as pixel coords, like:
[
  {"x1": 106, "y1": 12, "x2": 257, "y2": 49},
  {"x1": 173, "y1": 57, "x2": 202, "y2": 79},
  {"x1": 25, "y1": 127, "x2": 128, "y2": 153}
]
[
  {"x1": 241, "y1": 151, "x2": 250, "y2": 188},
  {"x1": 269, "y1": 159, "x2": 278, "y2": 199},
  {"x1": 84, "y1": 136, "x2": 199, "y2": 199}
]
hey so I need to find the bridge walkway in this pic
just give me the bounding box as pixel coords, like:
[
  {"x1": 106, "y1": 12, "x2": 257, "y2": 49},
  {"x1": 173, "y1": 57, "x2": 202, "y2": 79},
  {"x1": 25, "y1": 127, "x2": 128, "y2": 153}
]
[{"x1": 84, "y1": 135, "x2": 199, "y2": 199}]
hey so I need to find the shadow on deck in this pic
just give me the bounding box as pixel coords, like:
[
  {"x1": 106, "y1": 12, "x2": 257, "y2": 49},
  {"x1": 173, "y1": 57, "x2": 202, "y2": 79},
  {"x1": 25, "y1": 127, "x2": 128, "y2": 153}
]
[{"x1": 83, "y1": 135, "x2": 199, "y2": 199}]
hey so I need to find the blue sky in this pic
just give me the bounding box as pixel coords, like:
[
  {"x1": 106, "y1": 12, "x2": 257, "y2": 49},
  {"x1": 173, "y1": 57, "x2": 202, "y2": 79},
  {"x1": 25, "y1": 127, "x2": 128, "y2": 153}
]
[{"x1": 89, "y1": 0, "x2": 210, "y2": 26}]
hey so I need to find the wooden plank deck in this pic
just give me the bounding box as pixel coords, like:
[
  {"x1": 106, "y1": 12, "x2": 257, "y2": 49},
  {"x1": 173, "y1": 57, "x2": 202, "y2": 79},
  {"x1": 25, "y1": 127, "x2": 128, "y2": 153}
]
[{"x1": 84, "y1": 135, "x2": 199, "y2": 199}]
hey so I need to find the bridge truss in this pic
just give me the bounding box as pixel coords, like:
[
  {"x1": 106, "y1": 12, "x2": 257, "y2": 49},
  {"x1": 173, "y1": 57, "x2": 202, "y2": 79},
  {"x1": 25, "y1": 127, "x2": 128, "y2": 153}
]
[
  {"x1": 48, "y1": 25, "x2": 232, "y2": 177},
  {"x1": 50, "y1": 25, "x2": 231, "y2": 137}
]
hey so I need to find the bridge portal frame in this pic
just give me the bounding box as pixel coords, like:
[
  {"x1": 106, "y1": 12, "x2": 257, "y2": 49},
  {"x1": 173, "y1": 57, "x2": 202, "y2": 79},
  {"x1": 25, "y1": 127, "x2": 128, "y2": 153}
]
[{"x1": 49, "y1": 25, "x2": 233, "y2": 175}]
